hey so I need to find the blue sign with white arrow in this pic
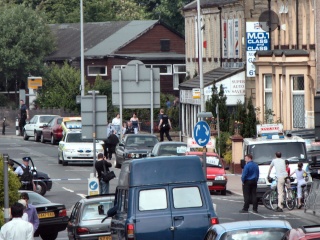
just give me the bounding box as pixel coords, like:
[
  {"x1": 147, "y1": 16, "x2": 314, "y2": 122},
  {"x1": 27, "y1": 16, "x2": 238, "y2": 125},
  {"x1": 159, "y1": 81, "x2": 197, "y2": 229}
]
[
  {"x1": 194, "y1": 121, "x2": 210, "y2": 147},
  {"x1": 89, "y1": 180, "x2": 98, "y2": 191}
]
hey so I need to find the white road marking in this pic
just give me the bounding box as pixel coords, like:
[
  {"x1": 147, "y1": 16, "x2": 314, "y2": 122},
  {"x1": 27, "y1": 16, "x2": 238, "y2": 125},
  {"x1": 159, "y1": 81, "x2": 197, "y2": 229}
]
[
  {"x1": 62, "y1": 187, "x2": 74, "y2": 192},
  {"x1": 77, "y1": 193, "x2": 87, "y2": 199}
]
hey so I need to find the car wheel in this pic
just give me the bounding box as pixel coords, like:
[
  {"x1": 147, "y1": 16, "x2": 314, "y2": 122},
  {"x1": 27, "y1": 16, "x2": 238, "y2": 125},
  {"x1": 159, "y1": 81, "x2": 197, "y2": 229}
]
[
  {"x1": 221, "y1": 189, "x2": 227, "y2": 195},
  {"x1": 51, "y1": 135, "x2": 56, "y2": 145},
  {"x1": 62, "y1": 155, "x2": 68, "y2": 166},
  {"x1": 23, "y1": 130, "x2": 29, "y2": 140},
  {"x1": 40, "y1": 232, "x2": 58, "y2": 240},
  {"x1": 34, "y1": 131, "x2": 40, "y2": 142},
  {"x1": 40, "y1": 133, "x2": 45, "y2": 143},
  {"x1": 115, "y1": 158, "x2": 121, "y2": 168},
  {"x1": 34, "y1": 180, "x2": 47, "y2": 196}
]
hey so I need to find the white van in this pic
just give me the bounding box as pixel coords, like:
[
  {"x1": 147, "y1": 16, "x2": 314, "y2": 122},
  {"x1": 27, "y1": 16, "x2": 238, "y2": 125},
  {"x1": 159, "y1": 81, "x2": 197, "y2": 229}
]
[{"x1": 240, "y1": 124, "x2": 310, "y2": 198}]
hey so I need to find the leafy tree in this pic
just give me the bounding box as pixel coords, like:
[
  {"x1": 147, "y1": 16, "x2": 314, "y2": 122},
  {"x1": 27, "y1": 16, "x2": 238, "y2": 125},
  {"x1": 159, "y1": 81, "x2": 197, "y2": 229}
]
[
  {"x1": 35, "y1": 62, "x2": 81, "y2": 112},
  {"x1": 243, "y1": 96, "x2": 257, "y2": 138},
  {"x1": 0, "y1": 4, "x2": 54, "y2": 92}
]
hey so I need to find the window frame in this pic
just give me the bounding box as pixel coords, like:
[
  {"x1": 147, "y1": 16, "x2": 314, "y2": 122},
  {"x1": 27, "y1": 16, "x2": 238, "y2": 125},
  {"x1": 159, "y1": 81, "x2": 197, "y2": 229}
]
[{"x1": 87, "y1": 65, "x2": 108, "y2": 76}]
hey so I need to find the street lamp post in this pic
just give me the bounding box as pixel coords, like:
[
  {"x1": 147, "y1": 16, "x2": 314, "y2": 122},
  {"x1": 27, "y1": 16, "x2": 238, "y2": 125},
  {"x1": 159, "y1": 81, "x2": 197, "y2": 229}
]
[
  {"x1": 197, "y1": 0, "x2": 205, "y2": 114},
  {"x1": 80, "y1": 0, "x2": 85, "y2": 96}
]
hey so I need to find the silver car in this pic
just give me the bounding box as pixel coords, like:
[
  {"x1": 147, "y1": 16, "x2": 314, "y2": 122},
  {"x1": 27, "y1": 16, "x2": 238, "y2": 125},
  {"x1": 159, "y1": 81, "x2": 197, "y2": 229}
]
[{"x1": 67, "y1": 194, "x2": 115, "y2": 240}]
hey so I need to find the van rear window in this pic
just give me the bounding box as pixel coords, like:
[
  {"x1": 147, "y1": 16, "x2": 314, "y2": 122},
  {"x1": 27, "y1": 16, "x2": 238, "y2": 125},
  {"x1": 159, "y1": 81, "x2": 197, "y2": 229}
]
[
  {"x1": 173, "y1": 187, "x2": 202, "y2": 208},
  {"x1": 139, "y1": 189, "x2": 167, "y2": 211}
]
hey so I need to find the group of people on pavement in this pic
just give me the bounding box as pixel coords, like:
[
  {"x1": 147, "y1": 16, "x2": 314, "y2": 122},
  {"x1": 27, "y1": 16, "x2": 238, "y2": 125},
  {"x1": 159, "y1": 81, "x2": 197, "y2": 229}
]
[
  {"x1": 0, "y1": 192, "x2": 39, "y2": 240},
  {"x1": 240, "y1": 151, "x2": 308, "y2": 213}
]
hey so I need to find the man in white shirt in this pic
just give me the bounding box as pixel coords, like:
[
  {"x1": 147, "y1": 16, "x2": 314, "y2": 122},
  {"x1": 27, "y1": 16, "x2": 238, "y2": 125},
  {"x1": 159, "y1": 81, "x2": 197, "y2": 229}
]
[
  {"x1": 267, "y1": 152, "x2": 288, "y2": 212},
  {"x1": 0, "y1": 202, "x2": 34, "y2": 240}
]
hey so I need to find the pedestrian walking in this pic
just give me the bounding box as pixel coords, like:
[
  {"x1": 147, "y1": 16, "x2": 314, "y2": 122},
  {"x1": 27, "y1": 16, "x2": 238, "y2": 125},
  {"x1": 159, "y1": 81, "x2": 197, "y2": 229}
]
[
  {"x1": 95, "y1": 153, "x2": 112, "y2": 194},
  {"x1": 17, "y1": 199, "x2": 29, "y2": 222},
  {"x1": 112, "y1": 113, "x2": 121, "y2": 136},
  {"x1": 267, "y1": 152, "x2": 288, "y2": 212},
  {"x1": 0, "y1": 202, "x2": 34, "y2": 240},
  {"x1": 14, "y1": 157, "x2": 34, "y2": 191},
  {"x1": 158, "y1": 108, "x2": 172, "y2": 141},
  {"x1": 130, "y1": 112, "x2": 140, "y2": 134},
  {"x1": 20, "y1": 192, "x2": 39, "y2": 233},
  {"x1": 105, "y1": 130, "x2": 119, "y2": 160},
  {"x1": 239, "y1": 154, "x2": 259, "y2": 213},
  {"x1": 19, "y1": 100, "x2": 29, "y2": 136},
  {"x1": 290, "y1": 162, "x2": 307, "y2": 209}
]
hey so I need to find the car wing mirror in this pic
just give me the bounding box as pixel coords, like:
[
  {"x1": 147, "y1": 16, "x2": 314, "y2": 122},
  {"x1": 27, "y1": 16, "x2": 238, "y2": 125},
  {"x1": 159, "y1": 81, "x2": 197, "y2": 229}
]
[{"x1": 240, "y1": 159, "x2": 246, "y2": 169}]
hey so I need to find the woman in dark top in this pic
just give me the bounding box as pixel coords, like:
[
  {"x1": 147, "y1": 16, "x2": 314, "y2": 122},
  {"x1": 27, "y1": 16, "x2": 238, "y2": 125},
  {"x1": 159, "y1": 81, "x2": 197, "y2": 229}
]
[{"x1": 130, "y1": 112, "x2": 140, "y2": 134}]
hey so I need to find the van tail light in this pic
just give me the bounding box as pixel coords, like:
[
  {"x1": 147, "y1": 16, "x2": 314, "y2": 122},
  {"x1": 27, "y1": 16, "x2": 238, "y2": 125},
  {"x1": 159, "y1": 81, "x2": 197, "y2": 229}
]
[
  {"x1": 210, "y1": 217, "x2": 219, "y2": 225},
  {"x1": 127, "y1": 223, "x2": 135, "y2": 240},
  {"x1": 77, "y1": 227, "x2": 89, "y2": 235},
  {"x1": 59, "y1": 209, "x2": 67, "y2": 217}
]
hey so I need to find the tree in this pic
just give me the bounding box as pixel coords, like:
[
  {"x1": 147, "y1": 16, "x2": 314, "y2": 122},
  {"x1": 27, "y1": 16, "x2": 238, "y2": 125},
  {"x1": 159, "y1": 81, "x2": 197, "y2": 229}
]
[
  {"x1": 0, "y1": 4, "x2": 54, "y2": 92},
  {"x1": 35, "y1": 62, "x2": 81, "y2": 112},
  {"x1": 243, "y1": 96, "x2": 257, "y2": 138}
]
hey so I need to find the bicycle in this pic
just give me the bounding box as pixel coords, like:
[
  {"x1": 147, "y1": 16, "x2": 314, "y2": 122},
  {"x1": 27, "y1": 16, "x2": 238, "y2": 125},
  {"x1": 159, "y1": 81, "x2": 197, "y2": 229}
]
[
  {"x1": 290, "y1": 176, "x2": 310, "y2": 209},
  {"x1": 267, "y1": 176, "x2": 296, "y2": 211}
]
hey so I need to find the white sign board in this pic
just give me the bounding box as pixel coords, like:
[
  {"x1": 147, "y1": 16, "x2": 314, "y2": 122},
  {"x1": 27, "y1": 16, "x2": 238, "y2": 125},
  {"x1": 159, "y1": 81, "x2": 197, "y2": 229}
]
[
  {"x1": 187, "y1": 137, "x2": 215, "y2": 149},
  {"x1": 256, "y1": 124, "x2": 284, "y2": 135}
]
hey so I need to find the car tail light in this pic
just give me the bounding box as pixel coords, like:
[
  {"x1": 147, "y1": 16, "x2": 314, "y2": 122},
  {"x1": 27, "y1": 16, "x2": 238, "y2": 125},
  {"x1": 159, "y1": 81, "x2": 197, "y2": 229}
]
[
  {"x1": 210, "y1": 217, "x2": 219, "y2": 225},
  {"x1": 127, "y1": 223, "x2": 134, "y2": 239},
  {"x1": 76, "y1": 227, "x2": 89, "y2": 235},
  {"x1": 59, "y1": 209, "x2": 67, "y2": 217}
]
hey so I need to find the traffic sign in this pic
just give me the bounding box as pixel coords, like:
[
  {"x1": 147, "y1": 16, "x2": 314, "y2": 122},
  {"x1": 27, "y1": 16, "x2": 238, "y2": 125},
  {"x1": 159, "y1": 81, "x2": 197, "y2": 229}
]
[
  {"x1": 88, "y1": 178, "x2": 99, "y2": 196},
  {"x1": 194, "y1": 121, "x2": 210, "y2": 147}
]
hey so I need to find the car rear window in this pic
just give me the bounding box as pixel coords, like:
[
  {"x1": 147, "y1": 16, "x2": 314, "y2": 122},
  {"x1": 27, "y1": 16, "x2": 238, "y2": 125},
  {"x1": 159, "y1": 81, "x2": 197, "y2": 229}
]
[
  {"x1": 159, "y1": 145, "x2": 187, "y2": 156},
  {"x1": 40, "y1": 116, "x2": 55, "y2": 123},
  {"x1": 139, "y1": 189, "x2": 167, "y2": 211},
  {"x1": 126, "y1": 136, "x2": 158, "y2": 147},
  {"x1": 173, "y1": 187, "x2": 202, "y2": 208},
  {"x1": 27, "y1": 193, "x2": 51, "y2": 205},
  {"x1": 81, "y1": 200, "x2": 114, "y2": 221},
  {"x1": 220, "y1": 228, "x2": 288, "y2": 240}
]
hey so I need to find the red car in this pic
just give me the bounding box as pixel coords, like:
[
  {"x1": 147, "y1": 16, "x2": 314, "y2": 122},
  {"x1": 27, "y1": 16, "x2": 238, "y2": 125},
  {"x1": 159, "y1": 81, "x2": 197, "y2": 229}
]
[
  {"x1": 40, "y1": 116, "x2": 63, "y2": 144},
  {"x1": 283, "y1": 225, "x2": 320, "y2": 240},
  {"x1": 186, "y1": 152, "x2": 229, "y2": 195}
]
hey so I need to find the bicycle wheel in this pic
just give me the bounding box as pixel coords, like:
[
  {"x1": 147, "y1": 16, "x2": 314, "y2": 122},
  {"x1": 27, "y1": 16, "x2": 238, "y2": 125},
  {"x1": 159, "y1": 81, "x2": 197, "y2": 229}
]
[
  {"x1": 285, "y1": 189, "x2": 296, "y2": 210},
  {"x1": 262, "y1": 189, "x2": 273, "y2": 210},
  {"x1": 269, "y1": 189, "x2": 278, "y2": 210},
  {"x1": 303, "y1": 187, "x2": 309, "y2": 206}
]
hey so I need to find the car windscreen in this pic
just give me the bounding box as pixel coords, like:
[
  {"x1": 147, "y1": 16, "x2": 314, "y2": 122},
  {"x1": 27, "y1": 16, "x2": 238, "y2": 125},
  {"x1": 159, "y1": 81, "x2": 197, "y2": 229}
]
[
  {"x1": 248, "y1": 142, "x2": 307, "y2": 165},
  {"x1": 220, "y1": 227, "x2": 288, "y2": 240},
  {"x1": 39, "y1": 116, "x2": 55, "y2": 123},
  {"x1": 81, "y1": 200, "x2": 114, "y2": 221},
  {"x1": 66, "y1": 133, "x2": 91, "y2": 143},
  {"x1": 158, "y1": 144, "x2": 187, "y2": 156},
  {"x1": 126, "y1": 136, "x2": 158, "y2": 147},
  {"x1": 27, "y1": 192, "x2": 51, "y2": 205}
]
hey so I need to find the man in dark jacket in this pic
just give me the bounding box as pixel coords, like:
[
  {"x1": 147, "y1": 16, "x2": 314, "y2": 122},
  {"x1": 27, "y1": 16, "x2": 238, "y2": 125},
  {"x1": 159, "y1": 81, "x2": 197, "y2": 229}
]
[
  {"x1": 95, "y1": 153, "x2": 112, "y2": 194},
  {"x1": 104, "y1": 130, "x2": 119, "y2": 160},
  {"x1": 158, "y1": 108, "x2": 172, "y2": 141}
]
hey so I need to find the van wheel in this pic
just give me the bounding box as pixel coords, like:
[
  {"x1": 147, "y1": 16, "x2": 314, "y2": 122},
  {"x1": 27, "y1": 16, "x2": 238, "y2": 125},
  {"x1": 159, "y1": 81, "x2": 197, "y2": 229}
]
[
  {"x1": 221, "y1": 189, "x2": 227, "y2": 195},
  {"x1": 40, "y1": 232, "x2": 58, "y2": 240}
]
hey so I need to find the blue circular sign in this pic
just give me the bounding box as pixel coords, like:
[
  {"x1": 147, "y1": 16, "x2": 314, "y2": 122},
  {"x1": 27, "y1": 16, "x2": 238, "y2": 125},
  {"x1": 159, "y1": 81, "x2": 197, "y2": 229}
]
[
  {"x1": 89, "y1": 180, "x2": 98, "y2": 190},
  {"x1": 194, "y1": 121, "x2": 210, "y2": 147}
]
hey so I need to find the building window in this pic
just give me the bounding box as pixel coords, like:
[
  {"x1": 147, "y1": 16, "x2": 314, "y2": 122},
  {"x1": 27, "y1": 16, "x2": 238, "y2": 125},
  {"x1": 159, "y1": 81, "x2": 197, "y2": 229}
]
[
  {"x1": 88, "y1": 66, "x2": 107, "y2": 76},
  {"x1": 113, "y1": 65, "x2": 126, "y2": 69},
  {"x1": 292, "y1": 76, "x2": 305, "y2": 128},
  {"x1": 173, "y1": 64, "x2": 186, "y2": 90},
  {"x1": 160, "y1": 39, "x2": 170, "y2": 52},
  {"x1": 145, "y1": 64, "x2": 172, "y2": 75},
  {"x1": 264, "y1": 75, "x2": 273, "y2": 123}
]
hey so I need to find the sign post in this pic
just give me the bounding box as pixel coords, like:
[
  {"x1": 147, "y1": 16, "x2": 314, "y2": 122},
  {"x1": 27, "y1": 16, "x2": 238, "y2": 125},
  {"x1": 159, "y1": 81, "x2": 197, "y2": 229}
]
[{"x1": 194, "y1": 121, "x2": 211, "y2": 177}]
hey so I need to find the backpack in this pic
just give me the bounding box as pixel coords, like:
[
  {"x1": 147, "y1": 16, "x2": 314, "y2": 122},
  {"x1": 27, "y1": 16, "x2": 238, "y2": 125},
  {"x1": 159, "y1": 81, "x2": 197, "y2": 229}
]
[{"x1": 20, "y1": 166, "x2": 33, "y2": 182}]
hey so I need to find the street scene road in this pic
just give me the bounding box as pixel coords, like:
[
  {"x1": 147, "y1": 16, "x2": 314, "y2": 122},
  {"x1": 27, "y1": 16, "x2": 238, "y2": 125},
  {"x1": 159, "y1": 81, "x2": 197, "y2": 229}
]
[{"x1": 1, "y1": 128, "x2": 320, "y2": 239}]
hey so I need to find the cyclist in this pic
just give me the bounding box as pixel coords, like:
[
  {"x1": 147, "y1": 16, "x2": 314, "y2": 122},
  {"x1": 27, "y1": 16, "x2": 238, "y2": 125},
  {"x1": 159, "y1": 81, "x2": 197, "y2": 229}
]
[
  {"x1": 267, "y1": 152, "x2": 288, "y2": 212},
  {"x1": 290, "y1": 162, "x2": 307, "y2": 209}
]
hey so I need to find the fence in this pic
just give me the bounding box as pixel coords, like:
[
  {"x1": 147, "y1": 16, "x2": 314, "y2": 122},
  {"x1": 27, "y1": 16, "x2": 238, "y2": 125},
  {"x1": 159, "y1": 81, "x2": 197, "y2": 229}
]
[{"x1": 305, "y1": 179, "x2": 320, "y2": 215}]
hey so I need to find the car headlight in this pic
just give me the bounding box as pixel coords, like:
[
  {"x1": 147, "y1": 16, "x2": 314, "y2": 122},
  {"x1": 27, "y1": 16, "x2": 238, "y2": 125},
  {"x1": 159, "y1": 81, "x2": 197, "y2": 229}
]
[
  {"x1": 127, "y1": 153, "x2": 141, "y2": 159},
  {"x1": 258, "y1": 178, "x2": 267, "y2": 184},
  {"x1": 215, "y1": 176, "x2": 226, "y2": 180}
]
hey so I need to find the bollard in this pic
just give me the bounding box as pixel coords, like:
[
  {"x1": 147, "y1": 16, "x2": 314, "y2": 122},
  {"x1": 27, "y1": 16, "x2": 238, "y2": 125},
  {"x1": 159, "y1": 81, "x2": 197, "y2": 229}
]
[
  {"x1": 16, "y1": 117, "x2": 20, "y2": 136},
  {"x1": 2, "y1": 117, "x2": 5, "y2": 135}
]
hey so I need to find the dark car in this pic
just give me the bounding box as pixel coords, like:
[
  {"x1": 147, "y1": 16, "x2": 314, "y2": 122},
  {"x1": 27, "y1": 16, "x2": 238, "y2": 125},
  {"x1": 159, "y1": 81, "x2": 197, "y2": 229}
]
[
  {"x1": 150, "y1": 141, "x2": 187, "y2": 157},
  {"x1": 115, "y1": 134, "x2": 158, "y2": 168},
  {"x1": 11, "y1": 159, "x2": 52, "y2": 196},
  {"x1": 67, "y1": 194, "x2": 115, "y2": 240},
  {"x1": 19, "y1": 190, "x2": 68, "y2": 240},
  {"x1": 41, "y1": 116, "x2": 63, "y2": 144}
]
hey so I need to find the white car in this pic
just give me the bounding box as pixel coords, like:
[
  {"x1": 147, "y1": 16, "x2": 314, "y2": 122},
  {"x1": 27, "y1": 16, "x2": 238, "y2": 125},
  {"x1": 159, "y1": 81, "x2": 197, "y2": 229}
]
[
  {"x1": 58, "y1": 130, "x2": 104, "y2": 166},
  {"x1": 23, "y1": 115, "x2": 59, "y2": 142}
]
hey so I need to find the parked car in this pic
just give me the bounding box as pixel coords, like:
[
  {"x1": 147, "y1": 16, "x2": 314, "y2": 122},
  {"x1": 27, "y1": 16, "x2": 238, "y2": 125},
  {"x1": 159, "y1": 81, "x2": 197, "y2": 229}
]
[
  {"x1": 115, "y1": 134, "x2": 158, "y2": 168},
  {"x1": 10, "y1": 158, "x2": 52, "y2": 196},
  {"x1": 58, "y1": 130, "x2": 104, "y2": 166},
  {"x1": 186, "y1": 152, "x2": 229, "y2": 195},
  {"x1": 282, "y1": 225, "x2": 320, "y2": 240},
  {"x1": 67, "y1": 194, "x2": 115, "y2": 240},
  {"x1": 150, "y1": 141, "x2": 187, "y2": 157},
  {"x1": 23, "y1": 115, "x2": 59, "y2": 142},
  {"x1": 19, "y1": 190, "x2": 69, "y2": 240},
  {"x1": 111, "y1": 156, "x2": 218, "y2": 240},
  {"x1": 307, "y1": 152, "x2": 320, "y2": 180},
  {"x1": 41, "y1": 116, "x2": 63, "y2": 144},
  {"x1": 204, "y1": 220, "x2": 292, "y2": 240}
]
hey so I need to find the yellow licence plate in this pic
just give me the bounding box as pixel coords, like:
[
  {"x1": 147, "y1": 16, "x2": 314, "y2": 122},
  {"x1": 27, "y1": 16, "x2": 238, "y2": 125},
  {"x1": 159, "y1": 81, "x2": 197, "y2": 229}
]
[
  {"x1": 38, "y1": 212, "x2": 55, "y2": 219},
  {"x1": 99, "y1": 236, "x2": 111, "y2": 240}
]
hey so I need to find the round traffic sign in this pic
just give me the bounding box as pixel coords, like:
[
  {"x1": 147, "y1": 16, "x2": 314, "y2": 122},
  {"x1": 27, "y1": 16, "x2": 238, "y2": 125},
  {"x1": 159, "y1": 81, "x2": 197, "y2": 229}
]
[{"x1": 194, "y1": 121, "x2": 210, "y2": 147}]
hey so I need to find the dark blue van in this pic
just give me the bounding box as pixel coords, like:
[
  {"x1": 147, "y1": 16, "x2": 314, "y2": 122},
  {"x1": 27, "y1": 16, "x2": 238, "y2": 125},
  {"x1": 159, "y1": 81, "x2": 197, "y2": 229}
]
[{"x1": 111, "y1": 156, "x2": 219, "y2": 240}]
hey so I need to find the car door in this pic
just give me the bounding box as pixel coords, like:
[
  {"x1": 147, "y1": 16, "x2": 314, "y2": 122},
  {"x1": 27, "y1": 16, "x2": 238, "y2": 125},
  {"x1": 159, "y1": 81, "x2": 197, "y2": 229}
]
[
  {"x1": 67, "y1": 201, "x2": 82, "y2": 239},
  {"x1": 169, "y1": 183, "x2": 211, "y2": 240},
  {"x1": 25, "y1": 116, "x2": 37, "y2": 136},
  {"x1": 134, "y1": 186, "x2": 173, "y2": 240},
  {"x1": 43, "y1": 118, "x2": 53, "y2": 140}
]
